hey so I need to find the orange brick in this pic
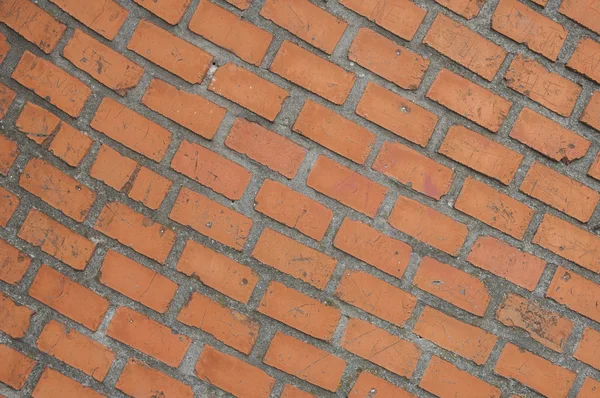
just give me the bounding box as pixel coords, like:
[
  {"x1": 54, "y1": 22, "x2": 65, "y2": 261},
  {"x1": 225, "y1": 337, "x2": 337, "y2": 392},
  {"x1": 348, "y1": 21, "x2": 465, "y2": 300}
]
[
  {"x1": 226, "y1": 118, "x2": 306, "y2": 179},
  {"x1": 424, "y1": 14, "x2": 506, "y2": 81},
  {"x1": 133, "y1": 0, "x2": 191, "y2": 24},
  {"x1": 177, "y1": 239, "x2": 258, "y2": 303},
  {"x1": 178, "y1": 292, "x2": 259, "y2": 354},
  {"x1": 590, "y1": 152, "x2": 600, "y2": 181},
  {"x1": 581, "y1": 91, "x2": 600, "y2": 132},
  {"x1": 307, "y1": 155, "x2": 388, "y2": 217},
  {"x1": 209, "y1": 63, "x2": 288, "y2": 121},
  {"x1": 568, "y1": 37, "x2": 600, "y2": 84},
  {"x1": 0, "y1": 135, "x2": 18, "y2": 176},
  {"x1": 90, "y1": 145, "x2": 138, "y2": 190},
  {"x1": 128, "y1": 20, "x2": 213, "y2": 84},
  {"x1": 495, "y1": 343, "x2": 576, "y2": 398},
  {"x1": 128, "y1": 167, "x2": 172, "y2": 210},
  {"x1": 580, "y1": 378, "x2": 600, "y2": 398},
  {"x1": 37, "y1": 320, "x2": 115, "y2": 381},
  {"x1": 333, "y1": 217, "x2": 412, "y2": 279},
  {"x1": 252, "y1": 228, "x2": 337, "y2": 289},
  {"x1": 170, "y1": 187, "x2": 253, "y2": 250},
  {"x1": 0, "y1": 239, "x2": 31, "y2": 284},
  {"x1": 91, "y1": 97, "x2": 172, "y2": 162},
  {"x1": 32, "y1": 368, "x2": 104, "y2": 398},
  {"x1": 350, "y1": 28, "x2": 428, "y2": 90},
  {"x1": 29, "y1": 264, "x2": 109, "y2": 330},
  {"x1": 293, "y1": 99, "x2": 375, "y2": 164},
  {"x1": 19, "y1": 209, "x2": 95, "y2": 271},
  {"x1": 0, "y1": 0, "x2": 65, "y2": 53},
  {"x1": 414, "y1": 257, "x2": 490, "y2": 316},
  {"x1": 0, "y1": 186, "x2": 18, "y2": 227},
  {"x1": 0, "y1": 344, "x2": 36, "y2": 390},
  {"x1": 190, "y1": 0, "x2": 272, "y2": 66},
  {"x1": 547, "y1": 266, "x2": 600, "y2": 323},
  {"x1": 0, "y1": 32, "x2": 10, "y2": 63},
  {"x1": 497, "y1": 293, "x2": 574, "y2": 353},
  {"x1": 196, "y1": 345, "x2": 275, "y2": 398},
  {"x1": 255, "y1": 179, "x2": 333, "y2": 241},
  {"x1": 349, "y1": 372, "x2": 416, "y2": 397},
  {"x1": 575, "y1": 327, "x2": 600, "y2": 371},
  {"x1": 388, "y1": 196, "x2": 468, "y2": 256},
  {"x1": 433, "y1": 0, "x2": 484, "y2": 19},
  {"x1": 559, "y1": 0, "x2": 600, "y2": 35},
  {"x1": 492, "y1": 0, "x2": 567, "y2": 61},
  {"x1": 116, "y1": 359, "x2": 193, "y2": 398},
  {"x1": 0, "y1": 82, "x2": 15, "y2": 119},
  {"x1": 47, "y1": 128, "x2": 92, "y2": 168},
  {"x1": 225, "y1": 0, "x2": 252, "y2": 9},
  {"x1": 427, "y1": 68, "x2": 512, "y2": 133},
  {"x1": 99, "y1": 250, "x2": 177, "y2": 313},
  {"x1": 49, "y1": 0, "x2": 127, "y2": 40},
  {"x1": 0, "y1": 292, "x2": 33, "y2": 338},
  {"x1": 258, "y1": 281, "x2": 341, "y2": 341},
  {"x1": 335, "y1": 269, "x2": 416, "y2": 326},
  {"x1": 281, "y1": 385, "x2": 315, "y2": 398}
]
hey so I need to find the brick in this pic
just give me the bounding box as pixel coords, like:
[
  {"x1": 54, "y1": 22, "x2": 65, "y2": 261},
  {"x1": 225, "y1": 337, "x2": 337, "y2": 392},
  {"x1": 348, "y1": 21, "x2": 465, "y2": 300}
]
[
  {"x1": 560, "y1": 0, "x2": 600, "y2": 35},
  {"x1": 414, "y1": 257, "x2": 490, "y2": 316},
  {"x1": 349, "y1": 372, "x2": 416, "y2": 398},
  {"x1": 252, "y1": 228, "x2": 337, "y2": 289},
  {"x1": 581, "y1": 91, "x2": 600, "y2": 132},
  {"x1": 388, "y1": 196, "x2": 468, "y2": 256},
  {"x1": 46, "y1": 126, "x2": 92, "y2": 168},
  {"x1": 438, "y1": 125, "x2": 523, "y2": 185},
  {"x1": 90, "y1": 145, "x2": 138, "y2": 190},
  {"x1": 133, "y1": 0, "x2": 190, "y2": 24},
  {"x1": 0, "y1": 239, "x2": 31, "y2": 284},
  {"x1": 0, "y1": 33, "x2": 10, "y2": 63},
  {"x1": 171, "y1": 140, "x2": 251, "y2": 200},
  {"x1": 373, "y1": 141, "x2": 454, "y2": 200},
  {"x1": 19, "y1": 210, "x2": 95, "y2": 270},
  {"x1": 342, "y1": 318, "x2": 421, "y2": 377},
  {"x1": 128, "y1": 167, "x2": 172, "y2": 210},
  {"x1": 492, "y1": 0, "x2": 567, "y2": 61},
  {"x1": 293, "y1": 99, "x2": 375, "y2": 164},
  {"x1": 335, "y1": 269, "x2": 417, "y2": 326},
  {"x1": 424, "y1": 14, "x2": 506, "y2": 81},
  {"x1": 350, "y1": 28, "x2": 428, "y2": 90},
  {"x1": 0, "y1": 82, "x2": 15, "y2": 118},
  {"x1": 495, "y1": 343, "x2": 576, "y2": 398},
  {"x1": 568, "y1": 37, "x2": 600, "y2": 84},
  {"x1": 91, "y1": 97, "x2": 172, "y2": 162},
  {"x1": 49, "y1": 0, "x2": 127, "y2": 40},
  {"x1": 307, "y1": 155, "x2": 388, "y2": 217},
  {"x1": 258, "y1": 281, "x2": 341, "y2": 341},
  {"x1": 421, "y1": 356, "x2": 501, "y2": 398},
  {"x1": 177, "y1": 292, "x2": 259, "y2": 354},
  {"x1": 37, "y1": 320, "x2": 115, "y2": 381},
  {"x1": 177, "y1": 240, "x2": 258, "y2": 303},
  {"x1": 281, "y1": 385, "x2": 315, "y2": 398},
  {"x1": 533, "y1": 214, "x2": 600, "y2": 274},
  {"x1": 547, "y1": 266, "x2": 600, "y2": 323},
  {"x1": 99, "y1": 250, "x2": 177, "y2": 313},
  {"x1": 0, "y1": 0, "x2": 65, "y2": 53},
  {"x1": 575, "y1": 328, "x2": 600, "y2": 370},
  {"x1": 590, "y1": 152, "x2": 600, "y2": 181},
  {"x1": 505, "y1": 54, "x2": 581, "y2": 117},
  {"x1": 0, "y1": 292, "x2": 33, "y2": 338},
  {"x1": 209, "y1": 63, "x2": 288, "y2": 121},
  {"x1": 196, "y1": 345, "x2": 275, "y2": 398},
  {"x1": 510, "y1": 108, "x2": 590, "y2": 163},
  {"x1": 170, "y1": 187, "x2": 253, "y2": 251},
  {"x1": 333, "y1": 217, "x2": 412, "y2": 279},
  {"x1": 580, "y1": 378, "x2": 600, "y2": 398},
  {"x1": 29, "y1": 264, "x2": 109, "y2": 330},
  {"x1": 0, "y1": 186, "x2": 18, "y2": 227},
  {"x1": 339, "y1": 0, "x2": 426, "y2": 41},
  {"x1": 433, "y1": 0, "x2": 484, "y2": 19},
  {"x1": 116, "y1": 359, "x2": 193, "y2": 398},
  {"x1": 0, "y1": 344, "x2": 36, "y2": 390},
  {"x1": 427, "y1": 68, "x2": 512, "y2": 133},
  {"x1": 12, "y1": 51, "x2": 91, "y2": 117},
  {"x1": 226, "y1": 118, "x2": 306, "y2": 179},
  {"x1": 142, "y1": 79, "x2": 226, "y2": 140},
  {"x1": 497, "y1": 293, "x2": 574, "y2": 353},
  {"x1": 128, "y1": 20, "x2": 212, "y2": 84},
  {"x1": 226, "y1": 0, "x2": 252, "y2": 9},
  {"x1": 189, "y1": 0, "x2": 272, "y2": 66},
  {"x1": 31, "y1": 368, "x2": 104, "y2": 398},
  {"x1": 0, "y1": 135, "x2": 18, "y2": 176}
]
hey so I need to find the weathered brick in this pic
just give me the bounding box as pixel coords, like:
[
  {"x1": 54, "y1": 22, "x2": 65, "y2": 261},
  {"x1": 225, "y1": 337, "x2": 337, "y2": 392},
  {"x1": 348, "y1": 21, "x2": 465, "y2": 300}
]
[
  {"x1": 0, "y1": 292, "x2": 33, "y2": 338},
  {"x1": 581, "y1": 91, "x2": 600, "y2": 132},
  {"x1": 0, "y1": 82, "x2": 15, "y2": 118},
  {"x1": 349, "y1": 372, "x2": 416, "y2": 398},
  {"x1": 49, "y1": 0, "x2": 127, "y2": 40},
  {"x1": 575, "y1": 327, "x2": 600, "y2": 371},
  {"x1": 560, "y1": 0, "x2": 600, "y2": 35},
  {"x1": 116, "y1": 359, "x2": 193, "y2": 398},
  {"x1": 15, "y1": 102, "x2": 58, "y2": 144},
  {"x1": 580, "y1": 378, "x2": 600, "y2": 398},
  {"x1": 281, "y1": 385, "x2": 315, "y2": 398},
  {"x1": 0, "y1": 344, "x2": 36, "y2": 390},
  {"x1": 133, "y1": 0, "x2": 191, "y2": 24},
  {"x1": 0, "y1": 186, "x2": 18, "y2": 227},
  {"x1": 0, "y1": 135, "x2": 18, "y2": 176},
  {"x1": 225, "y1": 0, "x2": 252, "y2": 9},
  {"x1": 32, "y1": 368, "x2": 104, "y2": 398},
  {"x1": 0, "y1": 239, "x2": 30, "y2": 284},
  {"x1": 567, "y1": 37, "x2": 600, "y2": 85},
  {"x1": 46, "y1": 128, "x2": 92, "y2": 168},
  {"x1": 433, "y1": 0, "x2": 484, "y2": 19},
  {"x1": 0, "y1": 33, "x2": 9, "y2": 63},
  {"x1": 590, "y1": 152, "x2": 600, "y2": 181},
  {"x1": 547, "y1": 266, "x2": 600, "y2": 323},
  {"x1": 127, "y1": 167, "x2": 172, "y2": 210},
  {"x1": 90, "y1": 145, "x2": 138, "y2": 191}
]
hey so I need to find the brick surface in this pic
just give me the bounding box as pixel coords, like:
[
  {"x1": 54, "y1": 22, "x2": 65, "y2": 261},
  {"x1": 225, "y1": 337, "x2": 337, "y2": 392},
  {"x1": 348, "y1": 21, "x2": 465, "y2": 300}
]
[
  {"x1": 116, "y1": 359, "x2": 193, "y2": 398},
  {"x1": 349, "y1": 372, "x2": 416, "y2": 397},
  {"x1": 0, "y1": 344, "x2": 36, "y2": 390},
  {"x1": 281, "y1": 384, "x2": 315, "y2": 398},
  {"x1": 580, "y1": 378, "x2": 600, "y2": 398},
  {"x1": 567, "y1": 37, "x2": 600, "y2": 84},
  {"x1": 0, "y1": 186, "x2": 18, "y2": 227},
  {"x1": 0, "y1": 135, "x2": 18, "y2": 175},
  {"x1": 32, "y1": 368, "x2": 104, "y2": 398},
  {"x1": 559, "y1": 0, "x2": 600, "y2": 35},
  {"x1": 574, "y1": 327, "x2": 600, "y2": 371},
  {"x1": 0, "y1": 292, "x2": 33, "y2": 338},
  {"x1": 581, "y1": 91, "x2": 600, "y2": 132},
  {"x1": 0, "y1": 82, "x2": 15, "y2": 119},
  {"x1": 547, "y1": 266, "x2": 600, "y2": 323},
  {"x1": 133, "y1": 0, "x2": 191, "y2": 25},
  {"x1": 49, "y1": 0, "x2": 127, "y2": 40},
  {"x1": 433, "y1": 0, "x2": 484, "y2": 19}
]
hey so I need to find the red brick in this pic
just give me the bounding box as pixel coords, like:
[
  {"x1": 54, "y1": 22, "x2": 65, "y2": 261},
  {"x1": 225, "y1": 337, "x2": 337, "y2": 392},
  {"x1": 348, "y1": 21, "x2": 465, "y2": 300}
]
[
  {"x1": 293, "y1": 99, "x2": 375, "y2": 164},
  {"x1": 258, "y1": 281, "x2": 341, "y2": 341},
  {"x1": 492, "y1": 0, "x2": 567, "y2": 61},
  {"x1": 560, "y1": 0, "x2": 600, "y2": 35},
  {"x1": 133, "y1": 0, "x2": 191, "y2": 24},
  {"x1": 590, "y1": 152, "x2": 600, "y2": 181},
  {"x1": 196, "y1": 345, "x2": 275, "y2": 398},
  {"x1": 209, "y1": 63, "x2": 288, "y2": 121},
  {"x1": 510, "y1": 108, "x2": 590, "y2": 163},
  {"x1": 177, "y1": 292, "x2": 259, "y2": 354},
  {"x1": 91, "y1": 97, "x2": 172, "y2": 162},
  {"x1": 0, "y1": 344, "x2": 36, "y2": 390},
  {"x1": 575, "y1": 327, "x2": 600, "y2": 371},
  {"x1": 349, "y1": 372, "x2": 415, "y2": 397},
  {"x1": 568, "y1": 37, "x2": 600, "y2": 85},
  {"x1": 0, "y1": 32, "x2": 10, "y2": 63},
  {"x1": 170, "y1": 187, "x2": 253, "y2": 251},
  {"x1": 427, "y1": 68, "x2": 512, "y2": 133},
  {"x1": 334, "y1": 217, "x2": 412, "y2": 279},
  {"x1": 128, "y1": 20, "x2": 213, "y2": 84},
  {"x1": 438, "y1": 125, "x2": 523, "y2": 185},
  {"x1": 0, "y1": 82, "x2": 15, "y2": 119},
  {"x1": 388, "y1": 196, "x2": 468, "y2": 256},
  {"x1": 0, "y1": 186, "x2": 18, "y2": 227},
  {"x1": 307, "y1": 155, "x2": 388, "y2": 217},
  {"x1": 342, "y1": 318, "x2": 420, "y2": 377},
  {"x1": 31, "y1": 368, "x2": 104, "y2": 398},
  {"x1": 90, "y1": 145, "x2": 138, "y2": 190},
  {"x1": 506, "y1": 54, "x2": 581, "y2": 117},
  {"x1": 0, "y1": 135, "x2": 18, "y2": 176},
  {"x1": 580, "y1": 378, "x2": 600, "y2": 398},
  {"x1": 0, "y1": 292, "x2": 34, "y2": 338},
  {"x1": 414, "y1": 257, "x2": 490, "y2": 316},
  {"x1": 424, "y1": 14, "x2": 506, "y2": 81},
  {"x1": 29, "y1": 264, "x2": 109, "y2": 330},
  {"x1": 335, "y1": 269, "x2": 416, "y2": 326},
  {"x1": 0, "y1": 239, "x2": 30, "y2": 284},
  {"x1": 177, "y1": 239, "x2": 258, "y2": 303},
  {"x1": 189, "y1": 0, "x2": 272, "y2": 66},
  {"x1": 581, "y1": 91, "x2": 600, "y2": 132},
  {"x1": 49, "y1": 0, "x2": 127, "y2": 40},
  {"x1": 116, "y1": 359, "x2": 193, "y2": 398},
  {"x1": 225, "y1": 0, "x2": 252, "y2": 9},
  {"x1": 281, "y1": 385, "x2": 315, "y2": 398},
  {"x1": 47, "y1": 129, "x2": 92, "y2": 168},
  {"x1": 128, "y1": 167, "x2": 172, "y2": 210},
  {"x1": 495, "y1": 343, "x2": 576, "y2": 398},
  {"x1": 12, "y1": 51, "x2": 91, "y2": 117},
  {"x1": 252, "y1": 228, "x2": 336, "y2": 289},
  {"x1": 16, "y1": 102, "x2": 58, "y2": 144},
  {"x1": 37, "y1": 320, "x2": 115, "y2": 381},
  {"x1": 547, "y1": 266, "x2": 600, "y2": 323},
  {"x1": 433, "y1": 0, "x2": 484, "y2": 19},
  {"x1": 0, "y1": 0, "x2": 66, "y2": 53}
]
